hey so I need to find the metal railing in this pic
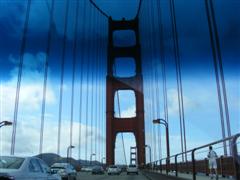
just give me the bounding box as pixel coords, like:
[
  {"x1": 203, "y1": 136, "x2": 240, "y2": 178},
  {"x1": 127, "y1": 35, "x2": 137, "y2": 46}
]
[{"x1": 145, "y1": 133, "x2": 240, "y2": 180}]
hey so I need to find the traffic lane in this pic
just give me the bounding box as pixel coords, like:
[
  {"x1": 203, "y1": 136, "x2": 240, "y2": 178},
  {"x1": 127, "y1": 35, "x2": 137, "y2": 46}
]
[{"x1": 77, "y1": 172, "x2": 149, "y2": 180}]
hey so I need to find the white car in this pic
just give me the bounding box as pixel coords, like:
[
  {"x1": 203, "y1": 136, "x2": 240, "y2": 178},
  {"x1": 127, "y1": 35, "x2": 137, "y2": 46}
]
[
  {"x1": 0, "y1": 156, "x2": 61, "y2": 180},
  {"x1": 127, "y1": 164, "x2": 138, "y2": 175},
  {"x1": 107, "y1": 165, "x2": 121, "y2": 175},
  {"x1": 51, "y1": 163, "x2": 77, "y2": 180}
]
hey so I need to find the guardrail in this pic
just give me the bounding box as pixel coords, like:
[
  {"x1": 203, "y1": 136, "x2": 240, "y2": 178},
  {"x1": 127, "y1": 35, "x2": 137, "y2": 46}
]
[{"x1": 145, "y1": 133, "x2": 240, "y2": 180}]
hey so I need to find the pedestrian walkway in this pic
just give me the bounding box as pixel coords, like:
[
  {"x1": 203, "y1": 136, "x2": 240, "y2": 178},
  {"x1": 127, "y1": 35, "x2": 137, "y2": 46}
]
[{"x1": 144, "y1": 170, "x2": 235, "y2": 180}]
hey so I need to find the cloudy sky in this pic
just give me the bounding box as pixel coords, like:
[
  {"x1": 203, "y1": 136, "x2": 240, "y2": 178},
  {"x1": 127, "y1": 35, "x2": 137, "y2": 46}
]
[{"x1": 0, "y1": 0, "x2": 239, "y2": 165}]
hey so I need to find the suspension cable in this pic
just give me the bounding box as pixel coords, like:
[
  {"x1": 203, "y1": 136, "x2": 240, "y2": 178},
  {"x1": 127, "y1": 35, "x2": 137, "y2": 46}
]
[
  {"x1": 157, "y1": 0, "x2": 168, "y2": 160},
  {"x1": 208, "y1": 0, "x2": 231, "y2": 140},
  {"x1": 100, "y1": 20, "x2": 106, "y2": 162},
  {"x1": 78, "y1": 0, "x2": 87, "y2": 161},
  {"x1": 141, "y1": 0, "x2": 152, "y2": 163},
  {"x1": 151, "y1": 0, "x2": 163, "y2": 161},
  {"x1": 148, "y1": 0, "x2": 157, "y2": 162},
  {"x1": 89, "y1": 0, "x2": 109, "y2": 18},
  {"x1": 157, "y1": 0, "x2": 168, "y2": 124},
  {"x1": 205, "y1": 0, "x2": 228, "y2": 155},
  {"x1": 57, "y1": 0, "x2": 70, "y2": 155},
  {"x1": 85, "y1": 1, "x2": 93, "y2": 162},
  {"x1": 89, "y1": 8, "x2": 95, "y2": 159},
  {"x1": 136, "y1": 0, "x2": 143, "y2": 19},
  {"x1": 89, "y1": 0, "x2": 143, "y2": 20},
  {"x1": 169, "y1": 0, "x2": 187, "y2": 161},
  {"x1": 69, "y1": 0, "x2": 80, "y2": 158},
  {"x1": 39, "y1": 0, "x2": 55, "y2": 154},
  {"x1": 95, "y1": 14, "x2": 101, "y2": 161},
  {"x1": 11, "y1": 0, "x2": 32, "y2": 155},
  {"x1": 113, "y1": 64, "x2": 127, "y2": 165}
]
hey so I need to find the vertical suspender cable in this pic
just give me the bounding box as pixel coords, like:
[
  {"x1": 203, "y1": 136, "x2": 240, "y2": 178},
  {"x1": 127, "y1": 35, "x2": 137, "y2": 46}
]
[
  {"x1": 85, "y1": 1, "x2": 92, "y2": 161},
  {"x1": 97, "y1": 16, "x2": 102, "y2": 162},
  {"x1": 148, "y1": 0, "x2": 157, "y2": 162},
  {"x1": 39, "y1": 0, "x2": 55, "y2": 154},
  {"x1": 113, "y1": 63, "x2": 127, "y2": 165},
  {"x1": 100, "y1": 20, "x2": 105, "y2": 162},
  {"x1": 94, "y1": 14, "x2": 100, "y2": 161},
  {"x1": 90, "y1": 8, "x2": 96, "y2": 157},
  {"x1": 57, "y1": 0, "x2": 70, "y2": 155},
  {"x1": 157, "y1": 0, "x2": 168, "y2": 160},
  {"x1": 208, "y1": 0, "x2": 231, "y2": 140},
  {"x1": 169, "y1": 0, "x2": 187, "y2": 161},
  {"x1": 78, "y1": 0, "x2": 87, "y2": 161},
  {"x1": 157, "y1": 0, "x2": 169, "y2": 125},
  {"x1": 11, "y1": 0, "x2": 31, "y2": 155},
  {"x1": 144, "y1": 0, "x2": 153, "y2": 163},
  {"x1": 148, "y1": 2, "x2": 154, "y2": 163},
  {"x1": 70, "y1": 0, "x2": 80, "y2": 157},
  {"x1": 205, "y1": 0, "x2": 228, "y2": 155}
]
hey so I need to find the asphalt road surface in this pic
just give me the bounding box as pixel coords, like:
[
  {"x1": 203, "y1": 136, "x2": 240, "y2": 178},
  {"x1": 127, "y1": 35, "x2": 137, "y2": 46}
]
[{"x1": 77, "y1": 172, "x2": 149, "y2": 180}]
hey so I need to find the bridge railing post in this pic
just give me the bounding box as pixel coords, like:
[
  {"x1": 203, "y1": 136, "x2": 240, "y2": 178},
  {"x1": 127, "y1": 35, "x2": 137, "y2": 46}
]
[
  {"x1": 160, "y1": 159, "x2": 162, "y2": 173},
  {"x1": 232, "y1": 134, "x2": 240, "y2": 180},
  {"x1": 192, "y1": 149, "x2": 197, "y2": 180},
  {"x1": 175, "y1": 154, "x2": 178, "y2": 177}
]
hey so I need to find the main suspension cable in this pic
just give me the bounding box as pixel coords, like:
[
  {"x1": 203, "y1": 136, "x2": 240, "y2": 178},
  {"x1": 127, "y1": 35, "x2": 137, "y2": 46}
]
[
  {"x1": 11, "y1": 0, "x2": 32, "y2": 155},
  {"x1": 89, "y1": 0, "x2": 109, "y2": 18},
  {"x1": 136, "y1": 0, "x2": 143, "y2": 19},
  {"x1": 89, "y1": 0, "x2": 143, "y2": 20}
]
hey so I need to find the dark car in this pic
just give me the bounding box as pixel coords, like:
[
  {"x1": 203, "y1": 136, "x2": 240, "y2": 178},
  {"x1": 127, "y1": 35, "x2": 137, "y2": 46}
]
[{"x1": 92, "y1": 166, "x2": 104, "y2": 175}]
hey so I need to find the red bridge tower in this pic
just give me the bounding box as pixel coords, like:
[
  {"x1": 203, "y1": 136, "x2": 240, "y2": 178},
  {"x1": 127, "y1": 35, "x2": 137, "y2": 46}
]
[{"x1": 106, "y1": 17, "x2": 146, "y2": 165}]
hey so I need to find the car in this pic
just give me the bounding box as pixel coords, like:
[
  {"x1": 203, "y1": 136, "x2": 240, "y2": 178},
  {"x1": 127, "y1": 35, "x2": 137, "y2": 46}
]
[
  {"x1": 0, "y1": 156, "x2": 61, "y2": 180},
  {"x1": 81, "y1": 166, "x2": 93, "y2": 172},
  {"x1": 107, "y1": 165, "x2": 121, "y2": 175},
  {"x1": 127, "y1": 164, "x2": 138, "y2": 175},
  {"x1": 92, "y1": 166, "x2": 104, "y2": 175},
  {"x1": 51, "y1": 163, "x2": 77, "y2": 180}
]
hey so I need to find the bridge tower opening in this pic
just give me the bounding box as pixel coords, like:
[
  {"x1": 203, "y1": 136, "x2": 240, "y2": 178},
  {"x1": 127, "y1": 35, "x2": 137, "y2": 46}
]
[{"x1": 106, "y1": 17, "x2": 146, "y2": 165}]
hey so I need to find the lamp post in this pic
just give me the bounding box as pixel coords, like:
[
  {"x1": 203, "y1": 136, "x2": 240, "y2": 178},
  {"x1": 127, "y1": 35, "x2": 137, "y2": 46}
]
[
  {"x1": 90, "y1": 153, "x2": 96, "y2": 165},
  {"x1": 153, "y1": 118, "x2": 170, "y2": 173},
  {"x1": 0, "y1": 121, "x2": 12, "y2": 128},
  {"x1": 145, "y1": 145, "x2": 152, "y2": 167},
  {"x1": 67, "y1": 145, "x2": 75, "y2": 163}
]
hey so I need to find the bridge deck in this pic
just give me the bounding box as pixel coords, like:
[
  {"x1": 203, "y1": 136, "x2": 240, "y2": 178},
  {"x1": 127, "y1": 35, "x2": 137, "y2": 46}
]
[
  {"x1": 77, "y1": 171, "x2": 184, "y2": 180},
  {"x1": 145, "y1": 170, "x2": 234, "y2": 180}
]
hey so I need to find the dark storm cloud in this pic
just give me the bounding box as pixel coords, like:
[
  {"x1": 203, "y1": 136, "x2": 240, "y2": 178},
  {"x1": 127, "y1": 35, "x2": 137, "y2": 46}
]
[
  {"x1": 138, "y1": 0, "x2": 240, "y2": 77},
  {"x1": 0, "y1": 0, "x2": 239, "y2": 80}
]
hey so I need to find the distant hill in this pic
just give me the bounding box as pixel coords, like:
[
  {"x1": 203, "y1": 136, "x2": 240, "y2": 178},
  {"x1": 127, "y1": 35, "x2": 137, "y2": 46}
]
[{"x1": 35, "y1": 153, "x2": 102, "y2": 169}]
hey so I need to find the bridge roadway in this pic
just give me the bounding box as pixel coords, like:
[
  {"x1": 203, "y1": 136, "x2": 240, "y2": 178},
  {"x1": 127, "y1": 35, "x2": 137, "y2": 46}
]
[{"x1": 76, "y1": 171, "x2": 185, "y2": 180}]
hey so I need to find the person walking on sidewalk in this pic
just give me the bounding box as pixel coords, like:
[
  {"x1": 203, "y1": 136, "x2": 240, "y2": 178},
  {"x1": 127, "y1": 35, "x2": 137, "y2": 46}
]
[{"x1": 207, "y1": 146, "x2": 218, "y2": 180}]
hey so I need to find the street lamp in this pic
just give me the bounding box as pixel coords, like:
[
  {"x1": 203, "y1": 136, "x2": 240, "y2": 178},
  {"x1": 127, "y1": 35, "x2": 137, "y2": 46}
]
[
  {"x1": 153, "y1": 118, "x2": 170, "y2": 173},
  {"x1": 90, "y1": 153, "x2": 96, "y2": 165},
  {"x1": 67, "y1": 145, "x2": 75, "y2": 163},
  {"x1": 144, "y1": 145, "x2": 152, "y2": 166},
  {"x1": 0, "y1": 121, "x2": 13, "y2": 128}
]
